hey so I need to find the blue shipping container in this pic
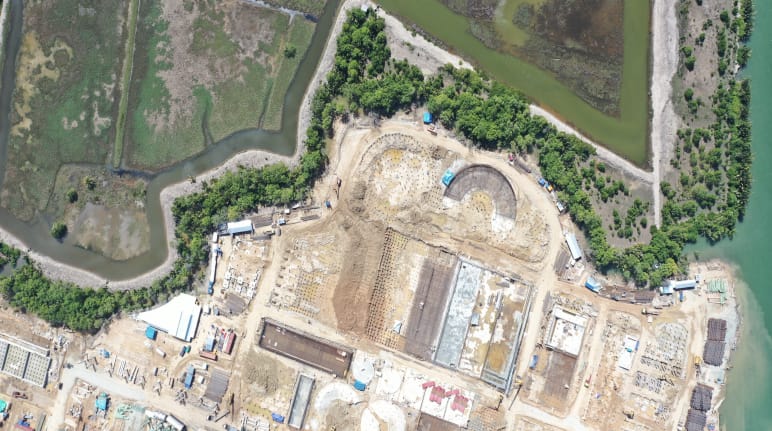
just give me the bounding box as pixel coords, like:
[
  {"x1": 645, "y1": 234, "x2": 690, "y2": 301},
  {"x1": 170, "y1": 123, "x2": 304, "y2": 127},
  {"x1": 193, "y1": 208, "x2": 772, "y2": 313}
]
[
  {"x1": 184, "y1": 365, "x2": 195, "y2": 388},
  {"x1": 529, "y1": 355, "x2": 539, "y2": 369},
  {"x1": 271, "y1": 413, "x2": 285, "y2": 423}
]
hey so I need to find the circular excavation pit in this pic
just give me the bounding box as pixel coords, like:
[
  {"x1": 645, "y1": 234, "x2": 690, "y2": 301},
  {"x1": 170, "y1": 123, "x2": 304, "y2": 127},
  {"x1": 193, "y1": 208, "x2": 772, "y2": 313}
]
[{"x1": 444, "y1": 164, "x2": 517, "y2": 221}]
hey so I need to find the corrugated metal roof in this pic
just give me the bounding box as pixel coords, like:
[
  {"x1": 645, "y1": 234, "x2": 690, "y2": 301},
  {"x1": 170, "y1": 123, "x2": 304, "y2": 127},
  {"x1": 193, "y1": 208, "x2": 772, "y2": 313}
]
[
  {"x1": 227, "y1": 219, "x2": 253, "y2": 234},
  {"x1": 669, "y1": 279, "x2": 697, "y2": 290},
  {"x1": 565, "y1": 233, "x2": 582, "y2": 260}
]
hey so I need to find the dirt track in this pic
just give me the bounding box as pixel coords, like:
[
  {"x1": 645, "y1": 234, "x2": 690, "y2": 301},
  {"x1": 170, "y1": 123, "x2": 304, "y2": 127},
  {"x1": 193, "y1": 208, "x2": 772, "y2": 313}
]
[{"x1": 650, "y1": 0, "x2": 679, "y2": 227}]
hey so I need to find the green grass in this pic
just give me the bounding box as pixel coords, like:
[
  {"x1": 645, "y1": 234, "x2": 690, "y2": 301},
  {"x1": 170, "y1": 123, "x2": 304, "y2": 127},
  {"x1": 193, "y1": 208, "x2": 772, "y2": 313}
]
[
  {"x1": 3, "y1": 0, "x2": 126, "y2": 220},
  {"x1": 207, "y1": 64, "x2": 270, "y2": 139},
  {"x1": 191, "y1": 11, "x2": 239, "y2": 59},
  {"x1": 113, "y1": 0, "x2": 141, "y2": 168},
  {"x1": 262, "y1": 18, "x2": 316, "y2": 131},
  {"x1": 125, "y1": 1, "x2": 210, "y2": 169},
  {"x1": 125, "y1": 2, "x2": 315, "y2": 169},
  {"x1": 377, "y1": 0, "x2": 651, "y2": 166}
]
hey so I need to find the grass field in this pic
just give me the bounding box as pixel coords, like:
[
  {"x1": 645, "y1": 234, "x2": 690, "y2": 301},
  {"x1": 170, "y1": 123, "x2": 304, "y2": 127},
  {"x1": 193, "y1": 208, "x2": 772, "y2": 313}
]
[
  {"x1": 2, "y1": 0, "x2": 126, "y2": 221},
  {"x1": 261, "y1": 17, "x2": 316, "y2": 131},
  {"x1": 125, "y1": 0, "x2": 316, "y2": 170}
]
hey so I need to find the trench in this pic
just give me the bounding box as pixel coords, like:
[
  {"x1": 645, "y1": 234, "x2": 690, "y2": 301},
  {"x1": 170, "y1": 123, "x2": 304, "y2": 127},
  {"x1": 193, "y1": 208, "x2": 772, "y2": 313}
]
[{"x1": 0, "y1": 0, "x2": 341, "y2": 280}]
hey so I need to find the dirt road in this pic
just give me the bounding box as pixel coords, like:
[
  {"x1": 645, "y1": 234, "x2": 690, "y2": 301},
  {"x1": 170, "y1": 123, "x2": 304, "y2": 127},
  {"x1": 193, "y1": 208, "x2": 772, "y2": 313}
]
[{"x1": 650, "y1": 0, "x2": 680, "y2": 227}]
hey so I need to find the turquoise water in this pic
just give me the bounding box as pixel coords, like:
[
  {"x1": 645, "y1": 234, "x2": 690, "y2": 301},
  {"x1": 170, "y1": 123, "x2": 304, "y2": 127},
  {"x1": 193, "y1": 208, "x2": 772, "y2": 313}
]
[{"x1": 694, "y1": 2, "x2": 772, "y2": 428}]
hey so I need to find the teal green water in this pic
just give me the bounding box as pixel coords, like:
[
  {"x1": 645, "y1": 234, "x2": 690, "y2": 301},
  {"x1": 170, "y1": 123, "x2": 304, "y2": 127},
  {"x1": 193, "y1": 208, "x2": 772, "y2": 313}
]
[
  {"x1": 693, "y1": 2, "x2": 772, "y2": 429},
  {"x1": 375, "y1": 0, "x2": 650, "y2": 166}
]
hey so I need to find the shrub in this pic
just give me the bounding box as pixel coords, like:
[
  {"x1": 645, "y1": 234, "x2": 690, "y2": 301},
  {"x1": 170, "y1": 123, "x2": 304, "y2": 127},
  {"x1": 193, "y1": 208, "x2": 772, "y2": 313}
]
[{"x1": 51, "y1": 222, "x2": 68, "y2": 239}]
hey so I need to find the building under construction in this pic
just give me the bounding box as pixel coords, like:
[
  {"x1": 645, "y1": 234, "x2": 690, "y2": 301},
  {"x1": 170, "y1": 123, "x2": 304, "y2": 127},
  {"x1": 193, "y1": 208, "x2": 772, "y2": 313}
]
[{"x1": 258, "y1": 318, "x2": 353, "y2": 378}]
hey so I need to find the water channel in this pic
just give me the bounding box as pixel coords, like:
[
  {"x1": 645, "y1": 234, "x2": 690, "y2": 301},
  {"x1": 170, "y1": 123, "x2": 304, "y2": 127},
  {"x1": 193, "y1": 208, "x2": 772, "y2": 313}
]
[
  {"x1": 0, "y1": 0, "x2": 341, "y2": 280},
  {"x1": 375, "y1": 0, "x2": 650, "y2": 166}
]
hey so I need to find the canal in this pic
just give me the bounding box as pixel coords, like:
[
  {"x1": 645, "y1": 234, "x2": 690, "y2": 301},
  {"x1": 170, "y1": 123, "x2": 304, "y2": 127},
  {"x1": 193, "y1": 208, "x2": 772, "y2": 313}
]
[{"x1": 375, "y1": 0, "x2": 651, "y2": 166}]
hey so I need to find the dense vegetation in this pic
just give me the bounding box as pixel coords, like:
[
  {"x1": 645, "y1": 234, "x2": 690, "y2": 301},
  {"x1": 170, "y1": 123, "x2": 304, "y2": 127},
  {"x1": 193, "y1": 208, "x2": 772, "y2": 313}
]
[{"x1": 0, "y1": 6, "x2": 754, "y2": 330}]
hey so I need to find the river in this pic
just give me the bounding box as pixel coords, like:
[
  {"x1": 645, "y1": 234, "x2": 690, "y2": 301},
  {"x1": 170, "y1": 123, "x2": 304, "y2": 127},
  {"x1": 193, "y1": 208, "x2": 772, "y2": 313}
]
[
  {"x1": 700, "y1": 1, "x2": 772, "y2": 428},
  {"x1": 0, "y1": 0, "x2": 340, "y2": 280}
]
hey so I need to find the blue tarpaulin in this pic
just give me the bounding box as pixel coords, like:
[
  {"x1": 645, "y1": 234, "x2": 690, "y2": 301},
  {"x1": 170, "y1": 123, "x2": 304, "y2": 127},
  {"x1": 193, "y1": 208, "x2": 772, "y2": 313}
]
[
  {"x1": 95, "y1": 394, "x2": 108, "y2": 411},
  {"x1": 423, "y1": 112, "x2": 433, "y2": 124},
  {"x1": 353, "y1": 380, "x2": 366, "y2": 391},
  {"x1": 441, "y1": 170, "x2": 455, "y2": 187},
  {"x1": 145, "y1": 326, "x2": 157, "y2": 340},
  {"x1": 271, "y1": 413, "x2": 285, "y2": 423},
  {"x1": 585, "y1": 277, "x2": 601, "y2": 293}
]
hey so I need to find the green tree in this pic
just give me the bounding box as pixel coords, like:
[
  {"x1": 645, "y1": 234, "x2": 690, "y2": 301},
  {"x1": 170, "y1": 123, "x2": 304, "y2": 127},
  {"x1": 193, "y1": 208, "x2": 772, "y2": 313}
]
[
  {"x1": 84, "y1": 176, "x2": 97, "y2": 190},
  {"x1": 685, "y1": 56, "x2": 696, "y2": 71},
  {"x1": 66, "y1": 188, "x2": 78, "y2": 203},
  {"x1": 51, "y1": 222, "x2": 68, "y2": 239}
]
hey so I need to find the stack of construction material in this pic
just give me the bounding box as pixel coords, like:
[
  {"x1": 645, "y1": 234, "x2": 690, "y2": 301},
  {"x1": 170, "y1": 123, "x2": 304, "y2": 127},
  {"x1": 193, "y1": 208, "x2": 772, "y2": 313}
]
[{"x1": 703, "y1": 318, "x2": 727, "y2": 366}]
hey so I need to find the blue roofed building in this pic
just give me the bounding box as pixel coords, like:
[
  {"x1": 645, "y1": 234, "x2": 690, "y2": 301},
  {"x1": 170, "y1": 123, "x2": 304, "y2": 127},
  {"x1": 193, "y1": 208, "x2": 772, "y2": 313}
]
[
  {"x1": 95, "y1": 393, "x2": 109, "y2": 412},
  {"x1": 585, "y1": 277, "x2": 601, "y2": 293}
]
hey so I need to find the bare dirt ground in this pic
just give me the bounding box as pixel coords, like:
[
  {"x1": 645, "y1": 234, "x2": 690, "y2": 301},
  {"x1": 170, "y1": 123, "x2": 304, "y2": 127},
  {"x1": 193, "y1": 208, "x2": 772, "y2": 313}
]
[
  {"x1": 71, "y1": 202, "x2": 150, "y2": 261},
  {"x1": 650, "y1": 0, "x2": 680, "y2": 228},
  {"x1": 296, "y1": 0, "x2": 369, "y2": 147},
  {"x1": 380, "y1": 9, "x2": 473, "y2": 75},
  {"x1": 272, "y1": 122, "x2": 555, "y2": 343},
  {"x1": 0, "y1": 0, "x2": 674, "y2": 298}
]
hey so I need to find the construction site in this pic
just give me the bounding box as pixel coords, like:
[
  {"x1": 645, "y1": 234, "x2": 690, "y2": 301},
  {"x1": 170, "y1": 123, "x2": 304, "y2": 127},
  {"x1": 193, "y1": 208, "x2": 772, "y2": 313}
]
[{"x1": 0, "y1": 122, "x2": 743, "y2": 431}]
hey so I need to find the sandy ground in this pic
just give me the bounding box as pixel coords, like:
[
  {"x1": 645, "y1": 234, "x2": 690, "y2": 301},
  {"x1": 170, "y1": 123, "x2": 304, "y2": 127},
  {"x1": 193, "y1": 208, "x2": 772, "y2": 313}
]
[
  {"x1": 650, "y1": 0, "x2": 679, "y2": 227},
  {"x1": 0, "y1": 0, "x2": 366, "y2": 289},
  {"x1": 0, "y1": 150, "x2": 292, "y2": 290},
  {"x1": 673, "y1": 259, "x2": 741, "y2": 431},
  {"x1": 379, "y1": 8, "x2": 472, "y2": 75}
]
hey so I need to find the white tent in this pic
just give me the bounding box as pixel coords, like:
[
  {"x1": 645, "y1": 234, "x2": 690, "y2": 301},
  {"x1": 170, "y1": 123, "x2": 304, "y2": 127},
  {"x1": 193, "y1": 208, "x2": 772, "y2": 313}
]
[{"x1": 137, "y1": 294, "x2": 201, "y2": 342}]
